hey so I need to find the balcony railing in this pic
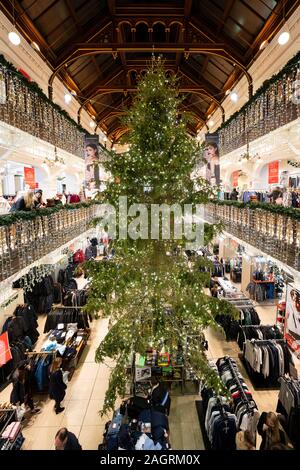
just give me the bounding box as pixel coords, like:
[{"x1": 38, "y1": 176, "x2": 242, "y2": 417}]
[
  {"x1": 204, "y1": 202, "x2": 300, "y2": 271},
  {"x1": 0, "y1": 203, "x2": 101, "y2": 282}
]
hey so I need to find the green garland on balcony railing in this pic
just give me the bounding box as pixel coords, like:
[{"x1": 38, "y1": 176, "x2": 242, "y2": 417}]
[
  {"x1": 211, "y1": 200, "x2": 300, "y2": 220},
  {"x1": 0, "y1": 201, "x2": 102, "y2": 227},
  {"x1": 216, "y1": 50, "x2": 300, "y2": 133},
  {"x1": 0, "y1": 54, "x2": 89, "y2": 136}
]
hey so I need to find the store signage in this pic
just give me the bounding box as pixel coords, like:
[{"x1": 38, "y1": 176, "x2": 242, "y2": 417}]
[
  {"x1": 232, "y1": 171, "x2": 239, "y2": 187},
  {"x1": 0, "y1": 332, "x2": 12, "y2": 366},
  {"x1": 0, "y1": 72, "x2": 6, "y2": 104},
  {"x1": 24, "y1": 167, "x2": 36, "y2": 189},
  {"x1": 284, "y1": 284, "x2": 300, "y2": 358},
  {"x1": 268, "y1": 161, "x2": 279, "y2": 184}
]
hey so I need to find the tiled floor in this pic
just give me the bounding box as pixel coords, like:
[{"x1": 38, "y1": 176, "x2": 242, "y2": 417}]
[{"x1": 0, "y1": 287, "x2": 280, "y2": 450}]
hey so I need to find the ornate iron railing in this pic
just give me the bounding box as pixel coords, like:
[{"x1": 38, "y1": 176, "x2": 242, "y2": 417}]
[
  {"x1": 0, "y1": 204, "x2": 100, "y2": 282},
  {"x1": 0, "y1": 54, "x2": 85, "y2": 157},
  {"x1": 204, "y1": 203, "x2": 300, "y2": 271}
]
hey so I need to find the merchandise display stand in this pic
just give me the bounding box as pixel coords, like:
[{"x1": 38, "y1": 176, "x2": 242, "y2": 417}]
[{"x1": 0, "y1": 408, "x2": 24, "y2": 450}]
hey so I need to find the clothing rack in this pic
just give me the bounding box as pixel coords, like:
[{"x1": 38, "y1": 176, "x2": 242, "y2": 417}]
[
  {"x1": 223, "y1": 356, "x2": 253, "y2": 408},
  {"x1": 25, "y1": 351, "x2": 56, "y2": 356},
  {"x1": 249, "y1": 338, "x2": 286, "y2": 345}
]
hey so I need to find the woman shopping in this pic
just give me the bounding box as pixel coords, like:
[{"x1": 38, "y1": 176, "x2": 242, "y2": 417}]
[
  {"x1": 257, "y1": 412, "x2": 290, "y2": 450},
  {"x1": 49, "y1": 357, "x2": 67, "y2": 414}
]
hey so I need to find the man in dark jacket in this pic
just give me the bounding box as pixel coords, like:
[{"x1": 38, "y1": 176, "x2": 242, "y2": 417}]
[
  {"x1": 149, "y1": 376, "x2": 171, "y2": 415},
  {"x1": 55, "y1": 428, "x2": 82, "y2": 450}
]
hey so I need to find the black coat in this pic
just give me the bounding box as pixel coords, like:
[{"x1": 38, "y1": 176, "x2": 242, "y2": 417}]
[
  {"x1": 151, "y1": 384, "x2": 171, "y2": 414},
  {"x1": 10, "y1": 379, "x2": 25, "y2": 405},
  {"x1": 49, "y1": 370, "x2": 67, "y2": 402},
  {"x1": 257, "y1": 412, "x2": 287, "y2": 450},
  {"x1": 64, "y1": 432, "x2": 82, "y2": 450}
]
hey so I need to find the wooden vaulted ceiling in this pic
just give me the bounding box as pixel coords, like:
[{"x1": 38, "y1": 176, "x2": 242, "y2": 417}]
[{"x1": 1, "y1": 0, "x2": 299, "y2": 142}]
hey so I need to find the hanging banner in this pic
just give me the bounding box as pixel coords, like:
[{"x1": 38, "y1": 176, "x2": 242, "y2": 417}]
[
  {"x1": 268, "y1": 161, "x2": 279, "y2": 184},
  {"x1": 84, "y1": 135, "x2": 100, "y2": 190},
  {"x1": 0, "y1": 71, "x2": 6, "y2": 104},
  {"x1": 204, "y1": 133, "x2": 220, "y2": 187},
  {"x1": 284, "y1": 284, "x2": 300, "y2": 358},
  {"x1": 0, "y1": 332, "x2": 12, "y2": 366},
  {"x1": 232, "y1": 171, "x2": 239, "y2": 187},
  {"x1": 24, "y1": 167, "x2": 36, "y2": 189}
]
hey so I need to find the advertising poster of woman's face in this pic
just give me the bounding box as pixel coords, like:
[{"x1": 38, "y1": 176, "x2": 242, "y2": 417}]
[
  {"x1": 204, "y1": 141, "x2": 220, "y2": 186},
  {"x1": 85, "y1": 141, "x2": 100, "y2": 187}
]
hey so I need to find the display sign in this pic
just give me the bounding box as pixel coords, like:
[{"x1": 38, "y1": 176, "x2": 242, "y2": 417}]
[
  {"x1": 204, "y1": 133, "x2": 220, "y2": 187},
  {"x1": 135, "y1": 366, "x2": 151, "y2": 382},
  {"x1": 24, "y1": 167, "x2": 36, "y2": 189},
  {"x1": 268, "y1": 161, "x2": 279, "y2": 184},
  {"x1": 284, "y1": 284, "x2": 300, "y2": 358},
  {"x1": 0, "y1": 332, "x2": 12, "y2": 366},
  {"x1": 232, "y1": 171, "x2": 239, "y2": 187}
]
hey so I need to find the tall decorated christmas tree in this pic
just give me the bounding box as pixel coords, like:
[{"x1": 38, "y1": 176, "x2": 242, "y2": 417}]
[{"x1": 85, "y1": 59, "x2": 236, "y2": 414}]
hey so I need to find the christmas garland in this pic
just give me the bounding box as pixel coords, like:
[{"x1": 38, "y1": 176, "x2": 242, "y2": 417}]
[
  {"x1": 0, "y1": 54, "x2": 89, "y2": 136},
  {"x1": 216, "y1": 50, "x2": 300, "y2": 132},
  {"x1": 0, "y1": 201, "x2": 102, "y2": 227},
  {"x1": 211, "y1": 200, "x2": 300, "y2": 220}
]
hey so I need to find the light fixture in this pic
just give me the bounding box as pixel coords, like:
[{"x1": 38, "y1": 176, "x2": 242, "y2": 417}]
[
  {"x1": 259, "y1": 40, "x2": 267, "y2": 50},
  {"x1": 70, "y1": 90, "x2": 77, "y2": 96},
  {"x1": 196, "y1": 135, "x2": 201, "y2": 141},
  {"x1": 31, "y1": 41, "x2": 40, "y2": 51},
  {"x1": 43, "y1": 146, "x2": 65, "y2": 167},
  {"x1": 207, "y1": 114, "x2": 211, "y2": 119},
  {"x1": 8, "y1": 31, "x2": 21, "y2": 46},
  {"x1": 225, "y1": 89, "x2": 230, "y2": 96},
  {"x1": 230, "y1": 92, "x2": 238, "y2": 102},
  {"x1": 89, "y1": 120, "x2": 95, "y2": 128},
  {"x1": 112, "y1": 146, "x2": 116, "y2": 151},
  {"x1": 64, "y1": 93, "x2": 72, "y2": 104},
  {"x1": 208, "y1": 119, "x2": 214, "y2": 127},
  {"x1": 278, "y1": 31, "x2": 290, "y2": 45},
  {"x1": 278, "y1": 1, "x2": 290, "y2": 46},
  {"x1": 8, "y1": 1, "x2": 21, "y2": 46}
]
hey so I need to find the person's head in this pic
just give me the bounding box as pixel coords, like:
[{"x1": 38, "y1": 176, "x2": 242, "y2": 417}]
[
  {"x1": 141, "y1": 422, "x2": 151, "y2": 434},
  {"x1": 34, "y1": 189, "x2": 43, "y2": 202},
  {"x1": 151, "y1": 376, "x2": 160, "y2": 387},
  {"x1": 206, "y1": 142, "x2": 219, "y2": 159},
  {"x1": 51, "y1": 357, "x2": 62, "y2": 373},
  {"x1": 236, "y1": 430, "x2": 255, "y2": 450},
  {"x1": 85, "y1": 144, "x2": 98, "y2": 162},
  {"x1": 266, "y1": 412, "x2": 281, "y2": 443},
  {"x1": 55, "y1": 427, "x2": 69, "y2": 450},
  {"x1": 24, "y1": 190, "x2": 34, "y2": 209}
]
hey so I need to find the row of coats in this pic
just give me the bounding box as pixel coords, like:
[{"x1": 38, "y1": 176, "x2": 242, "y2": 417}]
[
  {"x1": 63, "y1": 289, "x2": 88, "y2": 307},
  {"x1": 237, "y1": 325, "x2": 282, "y2": 350},
  {"x1": 276, "y1": 377, "x2": 300, "y2": 449},
  {"x1": 204, "y1": 394, "x2": 237, "y2": 450},
  {"x1": 215, "y1": 307, "x2": 260, "y2": 341},
  {"x1": 44, "y1": 308, "x2": 90, "y2": 333},
  {"x1": 243, "y1": 339, "x2": 291, "y2": 381}
]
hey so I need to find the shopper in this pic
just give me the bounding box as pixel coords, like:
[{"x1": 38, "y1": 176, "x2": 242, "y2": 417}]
[
  {"x1": 10, "y1": 366, "x2": 40, "y2": 415},
  {"x1": 49, "y1": 357, "x2": 67, "y2": 414},
  {"x1": 54, "y1": 427, "x2": 82, "y2": 450},
  {"x1": 10, "y1": 190, "x2": 35, "y2": 212},
  {"x1": 267, "y1": 187, "x2": 283, "y2": 204},
  {"x1": 230, "y1": 188, "x2": 239, "y2": 201},
  {"x1": 149, "y1": 376, "x2": 171, "y2": 415},
  {"x1": 235, "y1": 430, "x2": 256, "y2": 450},
  {"x1": 33, "y1": 189, "x2": 45, "y2": 208},
  {"x1": 257, "y1": 411, "x2": 288, "y2": 450}
]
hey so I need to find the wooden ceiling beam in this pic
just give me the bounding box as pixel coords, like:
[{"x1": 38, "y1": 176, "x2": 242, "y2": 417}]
[
  {"x1": 184, "y1": 0, "x2": 193, "y2": 18},
  {"x1": 217, "y1": 0, "x2": 235, "y2": 34},
  {"x1": 107, "y1": 0, "x2": 116, "y2": 16}
]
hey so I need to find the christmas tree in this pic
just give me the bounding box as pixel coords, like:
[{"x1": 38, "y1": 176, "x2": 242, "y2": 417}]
[{"x1": 85, "y1": 59, "x2": 236, "y2": 414}]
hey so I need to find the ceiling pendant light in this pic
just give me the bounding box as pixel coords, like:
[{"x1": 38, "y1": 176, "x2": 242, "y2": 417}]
[
  {"x1": 64, "y1": 93, "x2": 72, "y2": 104},
  {"x1": 8, "y1": 31, "x2": 21, "y2": 46},
  {"x1": 8, "y1": 1, "x2": 20, "y2": 46},
  {"x1": 278, "y1": 31, "x2": 290, "y2": 45},
  {"x1": 230, "y1": 91, "x2": 238, "y2": 102},
  {"x1": 278, "y1": 0, "x2": 290, "y2": 46}
]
